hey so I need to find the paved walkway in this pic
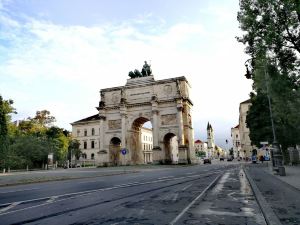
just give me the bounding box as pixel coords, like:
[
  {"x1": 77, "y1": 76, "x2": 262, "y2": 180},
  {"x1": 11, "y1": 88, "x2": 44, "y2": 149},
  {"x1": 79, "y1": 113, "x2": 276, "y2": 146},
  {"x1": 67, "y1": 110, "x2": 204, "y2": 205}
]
[
  {"x1": 263, "y1": 162, "x2": 300, "y2": 190},
  {"x1": 245, "y1": 163, "x2": 300, "y2": 225}
]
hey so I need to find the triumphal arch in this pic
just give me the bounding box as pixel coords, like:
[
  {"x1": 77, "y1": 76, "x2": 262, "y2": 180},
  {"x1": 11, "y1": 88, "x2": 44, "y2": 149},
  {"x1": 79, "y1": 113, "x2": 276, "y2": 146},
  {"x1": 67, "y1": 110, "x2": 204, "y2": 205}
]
[{"x1": 97, "y1": 62, "x2": 195, "y2": 165}]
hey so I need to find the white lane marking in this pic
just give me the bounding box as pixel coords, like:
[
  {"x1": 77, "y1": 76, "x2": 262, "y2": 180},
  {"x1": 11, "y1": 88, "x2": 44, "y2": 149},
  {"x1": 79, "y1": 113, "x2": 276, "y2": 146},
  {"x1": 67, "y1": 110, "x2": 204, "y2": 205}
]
[
  {"x1": 158, "y1": 176, "x2": 174, "y2": 180},
  {"x1": 46, "y1": 196, "x2": 58, "y2": 203},
  {"x1": 185, "y1": 172, "x2": 195, "y2": 175},
  {"x1": 0, "y1": 202, "x2": 20, "y2": 213},
  {"x1": 211, "y1": 172, "x2": 230, "y2": 194},
  {"x1": 0, "y1": 188, "x2": 39, "y2": 194},
  {"x1": 0, "y1": 171, "x2": 222, "y2": 216},
  {"x1": 78, "y1": 180, "x2": 101, "y2": 184},
  {"x1": 172, "y1": 193, "x2": 179, "y2": 201},
  {"x1": 169, "y1": 174, "x2": 221, "y2": 225},
  {"x1": 181, "y1": 184, "x2": 192, "y2": 191}
]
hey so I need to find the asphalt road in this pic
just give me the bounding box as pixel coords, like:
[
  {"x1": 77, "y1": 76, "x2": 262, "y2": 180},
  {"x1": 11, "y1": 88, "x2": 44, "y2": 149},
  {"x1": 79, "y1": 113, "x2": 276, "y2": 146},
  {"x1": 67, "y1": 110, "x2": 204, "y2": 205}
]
[{"x1": 0, "y1": 163, "x2": 266, "y2": 225}]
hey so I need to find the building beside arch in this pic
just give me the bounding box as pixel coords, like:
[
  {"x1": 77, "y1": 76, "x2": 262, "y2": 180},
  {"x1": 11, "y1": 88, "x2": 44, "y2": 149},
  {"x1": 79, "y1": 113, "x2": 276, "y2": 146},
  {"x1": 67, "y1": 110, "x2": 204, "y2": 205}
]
[{"x1": 71, "y1": 74, "x2": 195, "y2": 165}]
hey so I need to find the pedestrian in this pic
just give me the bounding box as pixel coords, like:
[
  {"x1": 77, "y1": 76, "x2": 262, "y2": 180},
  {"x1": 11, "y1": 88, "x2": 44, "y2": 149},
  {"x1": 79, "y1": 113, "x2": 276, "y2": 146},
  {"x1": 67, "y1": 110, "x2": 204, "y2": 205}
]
[{"x1": 259, "y1": 155, "x2": 264, "y2": 163}]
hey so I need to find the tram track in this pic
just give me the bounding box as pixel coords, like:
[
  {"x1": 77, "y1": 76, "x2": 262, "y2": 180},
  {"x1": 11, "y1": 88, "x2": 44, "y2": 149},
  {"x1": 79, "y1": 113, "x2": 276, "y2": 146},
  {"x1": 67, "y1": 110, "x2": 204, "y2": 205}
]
[{"x1": 0, "y1": 170, "x2": 223, "y2": 224}]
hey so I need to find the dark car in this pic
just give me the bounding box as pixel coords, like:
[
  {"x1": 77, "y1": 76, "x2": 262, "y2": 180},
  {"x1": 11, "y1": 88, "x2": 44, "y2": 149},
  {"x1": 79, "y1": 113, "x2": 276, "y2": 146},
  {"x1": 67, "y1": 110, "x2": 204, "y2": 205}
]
[
  {"x1": 227, "y1": 157, "x2": 233, "y2": 161},
  {"x1": 220, "y1": 157, "x2": 225, "y2": 161},
  {"x1": 203, "y1": 158, "x2": 211, "y2": 164}
]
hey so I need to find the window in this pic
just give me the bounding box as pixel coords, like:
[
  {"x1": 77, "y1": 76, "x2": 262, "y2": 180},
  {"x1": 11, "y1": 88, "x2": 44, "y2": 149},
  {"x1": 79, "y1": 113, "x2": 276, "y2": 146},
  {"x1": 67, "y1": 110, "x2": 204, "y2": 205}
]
[
  {"x1": 77, "y1": 129, "x2": 80, "y2": 137},
  {"x1": 84, "y1": 129, "x2": 87, "y2": 136},
  {"x1": 91, "y1": 153, "x2": 95, "y2": 160},
  {"x1": 82, "y1": 153, "x2": 87, "y2": 159},
  {"x1": 92, "y1": 128, "x2": 95, "y2": 136},
  {"x1": 91, "y1": 141, "x2": 95, "y2": 149},
  {"x1": 84, "y1": 141, "x2": 87, "y2": 149},
  {"x1": 236, "y1": 134, "x2": 238, "y2": 138}
]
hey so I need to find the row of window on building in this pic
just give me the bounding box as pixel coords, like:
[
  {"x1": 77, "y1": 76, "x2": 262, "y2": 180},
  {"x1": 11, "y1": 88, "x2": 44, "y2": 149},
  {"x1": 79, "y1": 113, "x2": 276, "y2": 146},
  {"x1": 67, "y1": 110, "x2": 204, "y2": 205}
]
[
  {"x1": 143, "y1": 143, "x2": 153, "y2": 151},
  {"x1": 143, "y1": 135, "x2": 152, "y2": 142},
  {"x1": 77, "y1": 128, "x2": 97, "y2": 137},
  {"x1": 82, "y1": 140, "x2": 96, "y2": 149},
  {"x1": 81, "y1": 153, "x2": 95, "y2": 160}
]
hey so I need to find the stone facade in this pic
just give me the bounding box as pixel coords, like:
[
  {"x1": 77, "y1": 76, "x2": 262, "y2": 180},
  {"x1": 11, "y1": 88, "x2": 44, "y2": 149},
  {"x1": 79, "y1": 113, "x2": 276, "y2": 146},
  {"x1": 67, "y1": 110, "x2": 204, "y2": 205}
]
[
  {"x1": 71, "y1": 115, "x2": 153, "y2": 165},
  {"x1": 194, "y1": 140, "x2": 209, "y2": 157},
  {"x1": 207, "y1": 122, "x2": 215, "y2": 157},
  {"x1": 97, "y1": 75, "x2": 194, "y2": 165},
  {"x1": 231, "y1": 124, "x2": 241, "y2": 158},
  {"x1": 72, "y1": 75, "x2": 195, "y2": 165},
  {"x1": 238, "y1": 99, "x2": 254, "y2": 158}
]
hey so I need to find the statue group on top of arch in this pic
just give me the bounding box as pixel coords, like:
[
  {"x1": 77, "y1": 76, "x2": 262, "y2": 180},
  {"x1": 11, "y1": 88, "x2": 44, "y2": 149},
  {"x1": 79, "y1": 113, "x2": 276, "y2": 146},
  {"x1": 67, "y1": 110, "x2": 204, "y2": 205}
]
[{"x1": 128, "y1": 61, "x2": 152, "y2": 79}]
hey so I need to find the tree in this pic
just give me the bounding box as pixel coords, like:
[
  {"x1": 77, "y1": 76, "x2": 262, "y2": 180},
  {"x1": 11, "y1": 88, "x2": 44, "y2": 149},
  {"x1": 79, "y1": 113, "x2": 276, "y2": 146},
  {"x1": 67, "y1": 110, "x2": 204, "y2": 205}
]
[
  {"x1": 237, "y1": 0, "x2": 300, "y2": 157},
  {"x1": 196, "y1": 151, "x2": 206, "y2": 158},
  {"x1": 8, "y1": 136, "x2": 50, "y2": 168},
  {"x1": 68, "y1": 139, "x2": 81, "y2": 162},
  {"x1": 31, "y1": 110, "x2": 56, "y2": 127},
  {"x1": 237, "y1": 0, "x2": 300, "y2": 78},
  {"x1": 0, "y1": 95, "x2": 16, "y2": 170}
]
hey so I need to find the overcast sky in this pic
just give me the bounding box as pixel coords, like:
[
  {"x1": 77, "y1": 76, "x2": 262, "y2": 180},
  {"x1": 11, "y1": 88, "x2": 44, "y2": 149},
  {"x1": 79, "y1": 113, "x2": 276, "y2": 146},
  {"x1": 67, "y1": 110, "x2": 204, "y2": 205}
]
[{"x1": 0, "y1": 0, "x2": 252, "y2": 148}]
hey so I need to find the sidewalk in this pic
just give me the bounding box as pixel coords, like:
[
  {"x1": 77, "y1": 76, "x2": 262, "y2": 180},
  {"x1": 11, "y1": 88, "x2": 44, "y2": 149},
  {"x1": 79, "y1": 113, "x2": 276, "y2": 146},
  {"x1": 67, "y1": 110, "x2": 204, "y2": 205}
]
[
  {"x1": 245, "y1": 163, "x2": 300, "y2": 225},
  {"x1": 262, "y1": 162, "x2": 300, "y2": 190}
]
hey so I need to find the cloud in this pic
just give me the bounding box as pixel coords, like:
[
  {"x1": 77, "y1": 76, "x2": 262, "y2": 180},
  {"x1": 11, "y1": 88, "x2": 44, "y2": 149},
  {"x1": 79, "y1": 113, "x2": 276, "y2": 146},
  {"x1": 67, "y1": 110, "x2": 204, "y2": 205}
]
[{"x1": 0, "y1": 2, "x2": 251, "y2": 146}]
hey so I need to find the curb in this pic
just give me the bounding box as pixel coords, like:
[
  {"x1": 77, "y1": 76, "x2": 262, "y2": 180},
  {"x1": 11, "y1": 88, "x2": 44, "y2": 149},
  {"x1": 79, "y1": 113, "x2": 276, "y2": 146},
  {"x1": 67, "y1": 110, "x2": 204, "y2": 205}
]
[{"x1": 243, "y1": 167, "x2": 282, "y2": 225}]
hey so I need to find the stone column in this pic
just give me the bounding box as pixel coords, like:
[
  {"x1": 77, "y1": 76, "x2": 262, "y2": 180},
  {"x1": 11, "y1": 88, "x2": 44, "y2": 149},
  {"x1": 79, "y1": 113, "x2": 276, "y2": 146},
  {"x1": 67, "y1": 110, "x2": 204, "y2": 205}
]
[
  {"x1": 99, "y1": 116, "x2": 105, "y2": 151},
  {"x1": 121, "y1": 113, "x2": 126, "y2": 149},
  {"x1": 177, "y1": 100, "x2": 184, "y2": 145},
  {"x1": 151, "y1": 96, "x2": 160, "y2": 150},
  {"x1": 152, "y1": 110, "x2": 159, "y2": 147}
]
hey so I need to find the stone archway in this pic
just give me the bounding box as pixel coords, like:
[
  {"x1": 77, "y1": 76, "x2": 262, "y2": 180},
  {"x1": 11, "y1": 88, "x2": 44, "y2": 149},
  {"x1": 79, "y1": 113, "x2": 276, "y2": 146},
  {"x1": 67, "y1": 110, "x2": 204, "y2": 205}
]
[
  {"x1": 163, "y1": 133, "x2": 178, "y2": 164},
  {"x1": 109, "y1": 137, "x2": 121, "y2": 166},
  {"x1": 97, "y1": 74, "x2": 195, "y2": 165},
  {"x1": 129, "y1": 117, "x2": 153, "y2": 164}
]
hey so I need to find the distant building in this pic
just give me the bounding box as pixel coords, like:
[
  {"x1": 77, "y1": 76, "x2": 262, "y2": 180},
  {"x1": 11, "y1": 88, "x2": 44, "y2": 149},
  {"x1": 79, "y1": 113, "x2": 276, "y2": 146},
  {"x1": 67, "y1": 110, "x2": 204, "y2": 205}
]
[
  {"x1": 141, "y1": 127, "x2": 153, "y2": 163},
  {"x1": 231, "y1": 124, "x2": 241, "y2": 158},
  {"x1": 207, "y1": 122, "x2": 215, "y2": 157},
  {"x1": 238, "y1": 99, "x2": 254, "y2": 158},
  {"x1": 71, "y1": 114, "x2": 153, "y2": 164},
  {"x1": 194, "y1": 139, "x2": 208, "y2": 157}
]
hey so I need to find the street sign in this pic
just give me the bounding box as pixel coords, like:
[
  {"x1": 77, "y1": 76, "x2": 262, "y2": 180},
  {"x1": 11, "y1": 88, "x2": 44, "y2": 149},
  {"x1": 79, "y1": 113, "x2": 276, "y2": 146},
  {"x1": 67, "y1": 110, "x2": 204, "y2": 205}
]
[
  {"x1": 260, "y1": 141, "x2": 268, "y2": 145},
  {"x1": 121, "y1": 148, "x2": 127, "y2": 155}
]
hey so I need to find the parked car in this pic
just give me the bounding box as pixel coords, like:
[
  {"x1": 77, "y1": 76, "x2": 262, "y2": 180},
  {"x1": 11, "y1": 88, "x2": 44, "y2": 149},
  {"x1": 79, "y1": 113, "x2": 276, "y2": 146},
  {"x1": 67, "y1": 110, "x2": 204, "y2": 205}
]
[
  {"x1": 203, "y1": 158, "x2": 211, "y2": 164},
  {"x1": 220, "y1": 157, "x2": 225, "y2": 161},
  {"x1": 227, "y1": 156, "x2": 233, "y2": 161}
]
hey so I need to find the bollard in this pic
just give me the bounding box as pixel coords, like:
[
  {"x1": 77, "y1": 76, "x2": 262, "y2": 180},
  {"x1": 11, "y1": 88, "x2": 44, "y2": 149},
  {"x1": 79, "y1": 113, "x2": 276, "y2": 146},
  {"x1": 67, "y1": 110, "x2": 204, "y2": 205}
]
[{"x1": 278, "y1": 166, "x2": 286, "y2": 176}]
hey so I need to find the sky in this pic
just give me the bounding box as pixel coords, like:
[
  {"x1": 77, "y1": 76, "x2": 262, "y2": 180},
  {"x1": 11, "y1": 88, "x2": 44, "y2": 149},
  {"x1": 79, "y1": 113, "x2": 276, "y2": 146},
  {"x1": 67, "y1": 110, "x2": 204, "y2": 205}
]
[{"x1": 0, "y1": 0, "x2": 252, "y2": 148}]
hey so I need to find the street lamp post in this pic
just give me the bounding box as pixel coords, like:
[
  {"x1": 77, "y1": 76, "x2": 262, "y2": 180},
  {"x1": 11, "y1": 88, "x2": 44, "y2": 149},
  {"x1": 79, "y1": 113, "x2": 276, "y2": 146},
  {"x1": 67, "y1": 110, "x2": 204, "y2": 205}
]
[{"x1": 244, "y1": 59, "x2": 285, "y2": 175}]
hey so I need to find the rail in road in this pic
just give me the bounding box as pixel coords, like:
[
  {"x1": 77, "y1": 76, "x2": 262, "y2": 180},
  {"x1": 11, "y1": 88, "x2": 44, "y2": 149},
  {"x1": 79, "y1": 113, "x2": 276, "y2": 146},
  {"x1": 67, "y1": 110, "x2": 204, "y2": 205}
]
[{"x1": 0, "y1": 164, "x2": 267, "y2": 225}]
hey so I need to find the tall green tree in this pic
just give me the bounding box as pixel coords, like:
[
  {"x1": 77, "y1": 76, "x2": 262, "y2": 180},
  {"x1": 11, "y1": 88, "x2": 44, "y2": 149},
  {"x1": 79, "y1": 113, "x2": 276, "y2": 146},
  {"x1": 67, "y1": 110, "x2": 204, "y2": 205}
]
[
  {"x1": 238, "y1": 0, "x2": 300, "y2": 156},
  {"x1": 68, "y1": 139, "x2": 81, "y2": 161},
  {"x1": 0, "y1": 95, "x2": 16, "y2": 170},
  {"x1": 237, "y1": 0, "x2": 300, "y2": 77}
]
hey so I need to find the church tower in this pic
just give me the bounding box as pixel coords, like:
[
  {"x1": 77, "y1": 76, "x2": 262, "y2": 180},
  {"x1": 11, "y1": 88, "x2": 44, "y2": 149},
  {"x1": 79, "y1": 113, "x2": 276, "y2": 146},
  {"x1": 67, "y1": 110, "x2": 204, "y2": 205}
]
[{"x1": 207, "y1": 122, "x2": 215, "y2": 150}]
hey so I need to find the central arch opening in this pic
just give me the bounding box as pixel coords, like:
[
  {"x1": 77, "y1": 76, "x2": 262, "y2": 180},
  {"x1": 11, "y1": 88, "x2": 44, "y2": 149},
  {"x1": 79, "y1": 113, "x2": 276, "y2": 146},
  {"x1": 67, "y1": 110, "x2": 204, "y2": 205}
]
[
  {"x1": 130, "y1": 117, "x2": 153, "y2": 164},
  {"x1": 164, "y1": 133, "x2": 178, "y2": 164},
  {"x1": 109, "y1": 137, "x2": 121, "y2": 166}
]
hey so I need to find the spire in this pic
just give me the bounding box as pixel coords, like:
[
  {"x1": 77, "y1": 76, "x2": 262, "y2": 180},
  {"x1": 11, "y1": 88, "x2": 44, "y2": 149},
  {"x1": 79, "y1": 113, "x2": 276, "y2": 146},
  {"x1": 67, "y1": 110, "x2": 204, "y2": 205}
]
[{"x1": 207, "y1": 122, "x2": 210, "y2": 130}]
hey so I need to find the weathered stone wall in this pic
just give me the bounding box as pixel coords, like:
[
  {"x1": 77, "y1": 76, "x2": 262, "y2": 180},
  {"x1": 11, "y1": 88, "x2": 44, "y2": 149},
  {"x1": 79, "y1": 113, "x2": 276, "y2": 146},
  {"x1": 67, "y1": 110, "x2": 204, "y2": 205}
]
[{"x1": 97, "y1": 75, "x2": 195, "y2": 165}]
